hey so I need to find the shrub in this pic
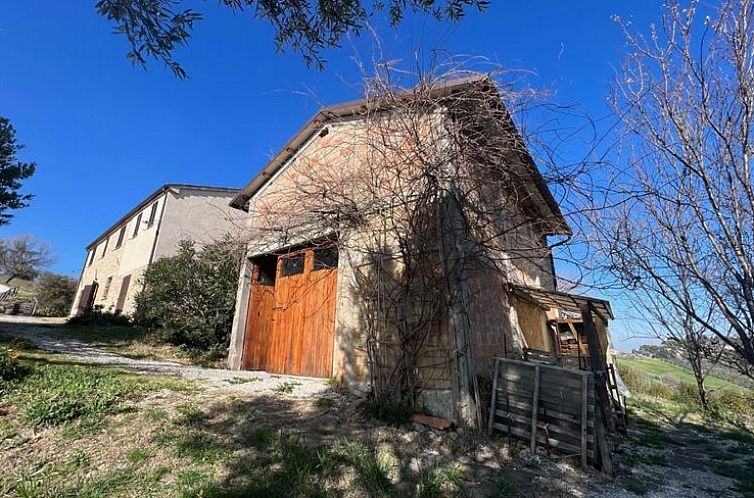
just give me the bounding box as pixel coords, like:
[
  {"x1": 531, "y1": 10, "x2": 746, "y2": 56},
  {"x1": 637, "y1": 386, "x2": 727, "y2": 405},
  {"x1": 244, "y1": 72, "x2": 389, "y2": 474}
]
[
  {"x1": 671, "y1": 382, "x2": 701, "y2": 406},
  {"x1": 617, "y1": 363, "x2": 645, "y2": 392},
  {"x1": 133, "y1": 236, "x2": 244, "y2": 354},
  {"x1": 708, "y1": 389, "x2": 754, "y2": 419},
  {"x1": 35, "y1": 272, "x2": 77, "y2": 317},
  {"x1": 0, "y1": 349, "x2": 23, "y2": 381},
  {"x1": 644, "y1": 382, "x2": 673, "y2": 399},
  {"x1": 67, "y1": 306, "x2": 132, "y2": 327}
]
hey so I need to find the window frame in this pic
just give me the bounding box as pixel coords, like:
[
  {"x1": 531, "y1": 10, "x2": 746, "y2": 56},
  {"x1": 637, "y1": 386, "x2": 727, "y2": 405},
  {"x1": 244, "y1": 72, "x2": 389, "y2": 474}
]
[
  {"x1": 147, "y1": 202, "x2": 158, "y2": 227},
  {"x1": 102, "y1": 276, "x2": 113, "y2": 300},
  {"x1": 312, "y1": 246, "x2": 338, "y2": 271},
  {"x1": 280, "y1": 254, "x2": 306, "y2": 277},
  {"x1": 132, "y1": 213, "x2": 143, "y2": 238},
  {"x1": 115, "y1": 226, "x2": 127, "y2": 248}
]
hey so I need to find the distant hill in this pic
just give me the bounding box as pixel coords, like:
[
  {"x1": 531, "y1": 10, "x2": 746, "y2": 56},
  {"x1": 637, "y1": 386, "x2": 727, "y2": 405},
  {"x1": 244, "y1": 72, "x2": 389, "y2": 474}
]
[
  {"x1": 0, "y1": 276, "x2": 38, "y2": 299},
  {"x1": 629, "y1": 342, "x2": 754, "y2": 390}
]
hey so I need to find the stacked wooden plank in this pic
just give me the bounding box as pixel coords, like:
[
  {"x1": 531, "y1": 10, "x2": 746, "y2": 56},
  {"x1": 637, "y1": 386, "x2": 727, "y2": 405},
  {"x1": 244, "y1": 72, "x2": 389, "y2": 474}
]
[{"x1": 488, "y1": 357, "x2": 596, "y2": 468}]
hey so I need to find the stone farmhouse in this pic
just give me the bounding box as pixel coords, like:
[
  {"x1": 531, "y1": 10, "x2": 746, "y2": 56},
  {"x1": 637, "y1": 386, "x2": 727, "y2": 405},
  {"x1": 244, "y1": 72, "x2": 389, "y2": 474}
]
[
  {"x1": 70, "y1": 184, "x2": 244, "y2": 317},
  {"x1": 225, "y1": 76, "x2": 618, "y2": 423}
]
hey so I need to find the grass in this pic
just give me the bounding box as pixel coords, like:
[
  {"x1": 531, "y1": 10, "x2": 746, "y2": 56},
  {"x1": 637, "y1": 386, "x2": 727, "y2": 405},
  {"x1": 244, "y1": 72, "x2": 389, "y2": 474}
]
[
  {"x1": 0, "y1": 275, "x2": 38, "y2": 300},
  {"x1": 273, "y1": 380, "x2": 301, "y2": 394},
  {"x1": 417, "y1": 464, "x2": 465, "y2": 498},
  {"x1": 619, "y1": 357, "x2": 744, "y2": 392},
  {"x1": 0, "y1": 342, "x2": 190, "y2": 432}
]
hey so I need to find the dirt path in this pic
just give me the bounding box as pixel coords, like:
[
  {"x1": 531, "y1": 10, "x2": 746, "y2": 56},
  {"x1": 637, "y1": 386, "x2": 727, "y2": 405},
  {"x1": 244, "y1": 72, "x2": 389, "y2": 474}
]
[{"x1": 0, "y1": 316, "x2": 328, "y2": 396}]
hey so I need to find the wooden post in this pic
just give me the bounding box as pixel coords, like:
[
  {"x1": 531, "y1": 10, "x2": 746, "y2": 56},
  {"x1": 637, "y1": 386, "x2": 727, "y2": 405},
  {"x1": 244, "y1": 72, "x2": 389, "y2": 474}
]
[
  {"x1": 580, "y1": 303, "x2": 613, "y2": 433},
  {"x1": 488, "y1": 358, "x2": 501, "y2": 434},
  {"x1": 581, "y1": 302, "x2": 615, "y2": 474},
  {"x1": 438, "y1": 190, "x2": 483, "y2": 430},
  {"x1": 580, "y1": 374, "x2": 588, "y2": 468},
  {"x1": 530, "y1": 365, "x2": 541, "y2": 451}
]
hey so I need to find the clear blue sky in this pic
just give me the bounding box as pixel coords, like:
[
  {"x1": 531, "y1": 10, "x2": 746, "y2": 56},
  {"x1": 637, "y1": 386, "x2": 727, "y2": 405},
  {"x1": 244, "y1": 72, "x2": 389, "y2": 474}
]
[{"x1": 1, "y1": 1, "x2": 662, "y2": 349}]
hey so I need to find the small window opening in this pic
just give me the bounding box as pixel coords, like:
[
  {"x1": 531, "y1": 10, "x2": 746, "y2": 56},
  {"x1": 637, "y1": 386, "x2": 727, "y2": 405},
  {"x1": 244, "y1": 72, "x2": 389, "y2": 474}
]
[
  {"x1": 281, "y1": 254, "x2": 305, "y2": 276},
  {"x1": 255, "y1": 256, "x2": 277, "y2": 286},
  {"x1": 147, "y1": 202, "x2": 158, "y2": 226},
  {"x1": 102, "y1": 276, "x2": 113, "y2": 300},
  {"x1": 313, "y1": 246, "x2": 338, "y2": 270},
  {"x1": 116, "y1": 226, "x2": 126, "y2": 248},
  {"x1": 132, "y1": 213, "x2": 143, "y2": 237}
]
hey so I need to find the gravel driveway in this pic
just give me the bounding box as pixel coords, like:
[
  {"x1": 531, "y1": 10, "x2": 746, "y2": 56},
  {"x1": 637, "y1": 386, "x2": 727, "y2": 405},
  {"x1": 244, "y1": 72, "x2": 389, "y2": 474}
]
[{"x1": 0, "y1": 315, "x2": 328, "y2": 397}]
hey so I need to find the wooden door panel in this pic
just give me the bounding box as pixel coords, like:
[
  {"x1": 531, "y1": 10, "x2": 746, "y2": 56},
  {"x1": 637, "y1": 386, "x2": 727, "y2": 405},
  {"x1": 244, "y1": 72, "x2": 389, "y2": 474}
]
[
  {"x1": 299, "y1": 263, "x2": 337, "y2": 376},
  {"x1": 241, "y1": 264, "x2": 276, "y2": 370},
  {"x1": 243, "y1": 247, "x2": 338, "y2": 377},
  {"x1": 270, "y1": 252, "x2": 308, "y2": 374}
]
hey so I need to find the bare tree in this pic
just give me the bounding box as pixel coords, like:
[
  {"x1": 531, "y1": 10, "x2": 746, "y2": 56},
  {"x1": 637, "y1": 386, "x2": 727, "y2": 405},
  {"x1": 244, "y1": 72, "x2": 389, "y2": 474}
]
[
  {"x1": 634, "y1": 276, "x2": 715, "y2": 410},
  {"x1": 241, "y1": 56, "x2": 585, "y2": 427},
  {"x1": 0, "y1": 235, "x2": 54, "y2": 284},
  {"x1": 592, "y1": 0, "x2": 754, "y2": 378}
]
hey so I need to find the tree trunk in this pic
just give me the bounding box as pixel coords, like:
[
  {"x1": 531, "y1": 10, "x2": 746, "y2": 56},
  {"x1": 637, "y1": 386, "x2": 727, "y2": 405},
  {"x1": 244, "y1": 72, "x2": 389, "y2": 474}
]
[
  {"x1": 688, "y1": 353, "x2": 709, "y2": 411},
  {"x1": 5, "y1": 275, "x2": 16, "y2": 284},
  {"x1": 438, "y1": 190, "x2": 483, "y2": 430}
]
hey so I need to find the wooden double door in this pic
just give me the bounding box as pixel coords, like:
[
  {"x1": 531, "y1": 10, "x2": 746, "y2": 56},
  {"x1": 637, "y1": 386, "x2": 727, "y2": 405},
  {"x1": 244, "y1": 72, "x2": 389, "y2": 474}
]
[{"x1": 241, "y1": 245, "x2": 338, "y2": 377}]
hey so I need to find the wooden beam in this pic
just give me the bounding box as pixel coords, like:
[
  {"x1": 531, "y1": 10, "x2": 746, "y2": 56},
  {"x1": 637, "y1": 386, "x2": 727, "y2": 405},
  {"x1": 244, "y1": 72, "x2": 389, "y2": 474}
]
[
  {"x1": 581, "y1": 374, "x2": 588, "y2": 468},
  {"x1": 530, "y1": 365, "x2": 541, "y2": 452},
  {"x1": 488, "y1": 358, "x2": 501, "y2": 435}
]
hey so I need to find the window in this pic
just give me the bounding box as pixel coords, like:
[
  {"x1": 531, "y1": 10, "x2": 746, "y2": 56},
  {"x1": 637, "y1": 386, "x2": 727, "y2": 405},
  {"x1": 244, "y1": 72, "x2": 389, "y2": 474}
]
[
  {"x1": 147, "y1": 202, "x2": 158, "y2": 227},
  {"x1": 132, "y1": 213, "x2": 143, "y2": 237},
  {"x1": 313, "y1": 247, "x2": 338, "y2": 270},
  {"x1": 116, "y1": 226, "x2": 126, "y2": 248},
  {"x1": 255, "y1": 256, "x2": 277, "y2": 286},
  {"x1": 102, "y1": 276, "x2": 113, "y2": 300},
  {"x1": 100, "y1": 237, "x2": 109, "y2": 258},
  {"x1": 87, "y1": 250, "x2": 95, "y2": 266},
  {"x1": 281, "y1": 254, "x2": 305, "y2": 276}
]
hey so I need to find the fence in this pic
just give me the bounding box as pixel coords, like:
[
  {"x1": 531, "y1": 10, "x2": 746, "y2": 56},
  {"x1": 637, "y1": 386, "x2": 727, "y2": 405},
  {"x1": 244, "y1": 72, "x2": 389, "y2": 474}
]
[{"x1": 487, "y1": 357, "x2": 611, "y2": 470}]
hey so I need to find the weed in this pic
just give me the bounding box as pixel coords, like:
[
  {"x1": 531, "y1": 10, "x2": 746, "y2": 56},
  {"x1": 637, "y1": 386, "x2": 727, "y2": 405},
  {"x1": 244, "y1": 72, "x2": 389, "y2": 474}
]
[
  {"x1": 327, "y1": 375, "x2": 347, "y2": 392},
  {"x1": 0, "y1": 349, "x2": 24, "y2": 381},
  {"x1": 274, "y1": 381, "x2": 301, "y2": 394},
  {"x1": 417, "y1": 464, "x2": 465, "y2": 498},
  {"x1": 174, "y1": 405, "x2": 205, "y2": 426},
  {"x1": 127, "y1": 448, "x2": 152, "y2": 464},
  {"x1": 316, "y1": 397, "x2": 336, "y2": 408},
  {"x1": 66, "y1": 450, "x2": 91, "y2": 470},
  {"x1": 174, "y1": 469, "x2": 219, "y2": 498},
  {"x1": 250, "y1": 427, "x2": 275, "y2": 448},
  {"x1": 360, "y1": 399, "x2": 413, "y2": 426},
  {"x1": 16, "y1": 365, "x2": 141, "y2": 427},
  {"x1": 338, "y1": 439, "x2": 393, "y2": 496},
  {"x1": 227, "y1": 376, "x2": 262, "y2": 384},
  {"x1": 156, "y1": 429, "x2": 228, "y2": 464},
  {"x1": 144, "y1": 407, "x2": 168, "y2": 422},
  {"x1": 488, "y1": 475, "x2": 517, "y2": 498},
  {"x1": 6, "y1": 337, "x2": 38, "y2": 352}
]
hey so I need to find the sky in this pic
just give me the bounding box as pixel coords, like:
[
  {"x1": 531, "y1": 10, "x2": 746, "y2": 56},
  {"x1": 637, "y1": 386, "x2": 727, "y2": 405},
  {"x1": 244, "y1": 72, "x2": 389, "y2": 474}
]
[{"x1": 0, "y1": 1, "x2": 664, "y2": 349}]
